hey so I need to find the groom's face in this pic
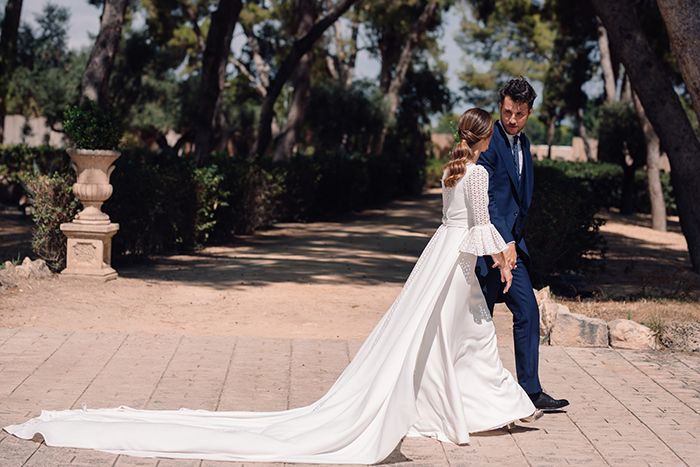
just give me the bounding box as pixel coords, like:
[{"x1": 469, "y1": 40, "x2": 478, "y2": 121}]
[{"x1": 499, "y1": 96, "x2": 531, "y2": 135}]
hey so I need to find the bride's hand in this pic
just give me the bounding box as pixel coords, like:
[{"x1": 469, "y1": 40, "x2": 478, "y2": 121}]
[
  {"x1": 491, "y1": 252, "x2": 504, "y2": 269},
  {"x1": 500, "y1": 265, "x2": 512, "y2": 293}
]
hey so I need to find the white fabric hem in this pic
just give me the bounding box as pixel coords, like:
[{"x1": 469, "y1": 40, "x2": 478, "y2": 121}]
[{"x1": 458, "y1": 223, "x2": 508, "y2": 256}]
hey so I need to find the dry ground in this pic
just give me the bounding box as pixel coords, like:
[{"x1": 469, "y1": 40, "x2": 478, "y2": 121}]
[
  {"x1": 1, "y1": 192, "x2": 698, "y2": 337},
  {"x1": 560, "y1": 210, "x2": 700, "y2": 327}
]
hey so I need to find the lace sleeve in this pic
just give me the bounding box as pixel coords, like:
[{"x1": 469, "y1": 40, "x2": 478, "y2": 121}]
[
  {"x1": 467, "y1": 165, "x2": 491, "y2": 226},
  {"x1": 459, "y1": 165, "x2": 508, "y2": 256}
]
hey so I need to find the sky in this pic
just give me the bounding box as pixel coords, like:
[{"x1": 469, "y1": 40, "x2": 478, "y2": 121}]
[{"x1": 19, "y1": 0, "x2": 467, "y2": 111}]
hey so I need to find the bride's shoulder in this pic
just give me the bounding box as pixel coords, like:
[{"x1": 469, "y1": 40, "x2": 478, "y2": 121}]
[{"x1": 467, "y1": 163, "x2": 488, "y2": 178}]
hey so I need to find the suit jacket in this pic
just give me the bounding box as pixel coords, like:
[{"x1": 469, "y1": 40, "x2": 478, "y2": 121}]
[{"x1": 476, "y1": 121, "x2": 534, "y2": 269}]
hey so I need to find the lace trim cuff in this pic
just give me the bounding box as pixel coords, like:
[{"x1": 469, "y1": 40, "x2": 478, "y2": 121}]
[{"x1": 458, "y1": 223, "x2": 508, "y2": 256}]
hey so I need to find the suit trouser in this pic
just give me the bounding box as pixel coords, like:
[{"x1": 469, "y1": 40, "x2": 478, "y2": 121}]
[{"x1": 479, "y1": 255, "x2": 542, "y2": 396}]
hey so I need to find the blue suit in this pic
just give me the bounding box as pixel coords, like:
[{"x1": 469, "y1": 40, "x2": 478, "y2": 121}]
[{"x1": 476, "y1": 121, "x2": 542, "y2": 396}]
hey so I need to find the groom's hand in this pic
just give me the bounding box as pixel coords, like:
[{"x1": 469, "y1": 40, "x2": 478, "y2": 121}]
[
  {"x1": 504, "y1": 243, "x2": 517, "y2": 270},
  {"x1": 491, "y1": 243, "x2": 517, "y2": 270}
]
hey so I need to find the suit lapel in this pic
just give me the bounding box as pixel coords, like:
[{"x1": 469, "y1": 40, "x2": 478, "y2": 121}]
[
  {"x1": 495, "y1": 121, "x2": 520, "y2": 192},
  {"x1": 519, "y1": 134, "x2": 534, "y2": 209}
]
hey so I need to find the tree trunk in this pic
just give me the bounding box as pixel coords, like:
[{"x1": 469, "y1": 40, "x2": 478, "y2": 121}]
[
  {"x1": 80, "y1": 0, "x2": 129, "y2": 107},
  {"x1": 621, "y1": 73, "x2": 632, "y2": 102},
  {"x1": 272, "y1": 56, "x2": 311, "y2": 161},
  {"x1": 374, "y1": 0, "x2": 439, "y2": 156},
  {"x1": 192, "y1": 0, "x2": 243, "y2": 164},
  {"x1": 593, "y1": 0, "x2": 700, "y2": 272},
  {"x1": 596, "y1": 19, "x2": 616, "y2": 103},
  {"x1": 240, "y1": 23, "x2": 271, "y2": 95},
  {"x1": 273, "y1": 0, "x2": 316, "y2": 162},
  {"x1": 326, "y1": 13, "x2": 358, "y2": 87},
  {"x1": 632, "y1": 92, "x2": 666, "y2": 231},
  {"x1": 546, "y1": 117, "x2": 556, "y2": 159},
  {"x1": 576, "y1": 108, "x2": 593, "y2": 161},
  {"x1": 656, "y1": 0, "x2": 700, "y2": 121},
  {"x1": 343, "y1": 18, "x2": 359, "y2": 87},
  {"x1": 620, "y1": 142, "x2": 636, "y2": 215},
  {"x1": 0, "y1": 0, "x2": 22, "y2": 143},
  {"x1": 254, "y1": 0, "x2": 359, "y2": 158}
]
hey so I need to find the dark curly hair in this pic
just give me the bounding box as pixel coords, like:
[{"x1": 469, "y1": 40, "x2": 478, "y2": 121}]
[{"x1": 499, "y1": 77, "x2": 537, "y2": 109}]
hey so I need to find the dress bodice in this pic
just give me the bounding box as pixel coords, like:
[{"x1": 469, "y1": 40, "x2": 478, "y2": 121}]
[
  {"x1": 441, "y1": 163, "x2": 508, "y2": 257},
  {"x1": 441, "y1": 164, "x2": 490, "y2": 229}
]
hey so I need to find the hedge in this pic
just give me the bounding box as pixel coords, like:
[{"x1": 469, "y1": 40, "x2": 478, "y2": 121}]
[
  {"x1": 1, "y1": 146, "x2": 426, "y2": 264},
  {"x1": 0, "y1": 147, "x2": 678, "y2": 282}
]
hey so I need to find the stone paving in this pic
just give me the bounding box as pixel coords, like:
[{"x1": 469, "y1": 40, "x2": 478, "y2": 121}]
[
  {"x1": 1, "y1": 192, "x2": 699, "y2": 466},
  {"x1": 0, "y1": 318, "x2": 698, "y2": 467}
]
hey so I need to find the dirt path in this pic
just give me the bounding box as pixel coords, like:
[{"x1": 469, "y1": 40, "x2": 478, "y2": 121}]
[
  {"x1": 563, "y1": 210, "x2": 700, "y2": 325},
  {"x1": 2, "y1": 193, "x2": 698, "y2": 337},
  {"x1": 0, "y1": 193, "x2": 440, "y2": 339}
]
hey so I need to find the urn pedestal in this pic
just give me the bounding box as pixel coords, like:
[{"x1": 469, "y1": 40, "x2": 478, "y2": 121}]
[{"x1": 60, "y1": 148, "x2": 120, "y2": 281}]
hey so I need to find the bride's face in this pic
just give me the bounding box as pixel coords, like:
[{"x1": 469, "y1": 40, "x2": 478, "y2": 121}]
[{"x1": 472, "y1": 133, "x2": 492, "y2": 157}]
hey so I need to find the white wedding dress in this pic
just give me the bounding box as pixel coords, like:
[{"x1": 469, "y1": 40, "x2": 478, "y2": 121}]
[{"x1": 4, "y1": 164, "x2": 536, "y2": 464}]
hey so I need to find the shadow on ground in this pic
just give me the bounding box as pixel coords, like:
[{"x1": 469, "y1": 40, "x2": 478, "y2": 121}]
[
  {"x1": 583, "y1": 230, "x2": 699, "y2": 301},
  {"x1": 0, "y1": 207, "x2": 33, "y2": 262},
  {"x1": 115, "y1": 192, "x2": 443, "y2": 289}
]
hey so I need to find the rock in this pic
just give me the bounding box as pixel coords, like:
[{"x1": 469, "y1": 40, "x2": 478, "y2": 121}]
[
  {"x1": 27, "y1": 259, "x2": 52, "y2": 279},
  {"x1": 608, "y1": 319, "x2": 659, "y2": 350},
  {"x1": 16, "y1": 258, "x2": 32, "y2": 278},
  {"x1": 534, "y1": 286, "x2": 551, "y2": 305},
  {"x1": 550, "y1": 309, "x2": 609, "y2": 347},
  {"x1": 660, "y1": 322, "x2": 700, "y2": 352},
  {"x1": 0, "y1": 257, "x2": 54, "y2": 289},
  {"x1": 539, "y1": 300, "x2": 566, "y2": 344}
]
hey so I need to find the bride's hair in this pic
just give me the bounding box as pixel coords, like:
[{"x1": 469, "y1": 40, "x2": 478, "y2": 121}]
[{"x1": 443, "y1": 108, "x2": 493, "y2": 187}]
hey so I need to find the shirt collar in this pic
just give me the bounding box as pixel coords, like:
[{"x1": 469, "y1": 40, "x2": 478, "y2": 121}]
[{"x1": 498, "y1": 120, "x2": 521, "y2": 146}]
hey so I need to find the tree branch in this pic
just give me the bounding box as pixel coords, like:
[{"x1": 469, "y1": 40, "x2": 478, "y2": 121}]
[{"x1": 254, "y1": 0, "x2": 361, "y2": 157}]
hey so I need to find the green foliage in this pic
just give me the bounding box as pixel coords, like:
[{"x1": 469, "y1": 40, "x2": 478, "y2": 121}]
[
  {"x1": 457, "y1": 1, "x2": 555, "y2": 110},
  {"x1": 0, "y1": 254, "x2": 23, "y2": 270},
  {"x1": 534, "y1": 159, "x2": 676, "y2": 214},
  {"x1": 5, "y1": 139, "x2": 431, "y2": 262},
  {"x1": 109, "y1": 30, "x2": 184, "y2": 143},
  {"x1": 63, "y1": 101, "x2": 122, "y2": 150},
  {"x1": 524, "y1": 115, "x2": 572, "y2": 145},
  {"x1": 7, "y1": 4, "x2": 84, "y2": 129},
  {"x1": 304, "y1": 80, "x2": 385, "y2": 156},
  {"x1": 433, "y1": 112, "x2": 460, "y2": 135},
  {"x1": 105, "y1": 149, "x2": 198, "y2": 258},
  {"x1": 596, "y1": 101, "x2": 645, "y2": 166},
  {"x1": 24, "y1": 172, "x2": 80, "y2": 271},
  {"x1": 525, "y1": 158, "x2": 677, "y2": 283},
  {"x1": 539, "y1": 1, "x2": 596, "y2": 126},
  {"x1": 274, "y1": 148, "x2": 427, "y2": 223},
  {"x1": 424, "y1": 157, "x2": 445, "y2": 188},
  {"x1": 0, "y1": 145, "x2": 69, "y2": 182},
  {"x1": 527, "y1": 162, "x2": 606, "y2": 285},
  {"x1": 193, "y1": 165, "x2": 229, "y2": 245},
  {"x1": 596, "y1": 101, "x2": 646, "y2": 213},
  {"x1": 208, "y1": 155, "x2": 282, "y2": 237}
]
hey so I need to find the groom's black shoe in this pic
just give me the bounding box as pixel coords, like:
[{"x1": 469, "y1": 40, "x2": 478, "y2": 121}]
[{"x1": 530, "y1": 392, "x2": 569, "y2": 411}]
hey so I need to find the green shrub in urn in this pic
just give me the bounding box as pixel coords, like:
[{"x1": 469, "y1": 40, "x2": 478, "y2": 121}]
[{"x1": 63, "y1": 100, "x2": 121, "y2": 150}]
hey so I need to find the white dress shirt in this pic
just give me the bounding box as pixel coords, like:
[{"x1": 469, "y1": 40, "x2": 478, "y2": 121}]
[{"x1": 501, "y1": 122, "x2": 523, "y2": 177}]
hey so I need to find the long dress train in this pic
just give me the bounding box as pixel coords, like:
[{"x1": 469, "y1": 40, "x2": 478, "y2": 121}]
[{"x1": 4, "y1": 164, "x2": 536, "y2": 464}]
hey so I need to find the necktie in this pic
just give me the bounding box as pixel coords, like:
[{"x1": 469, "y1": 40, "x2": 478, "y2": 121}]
[{"x1": 511, "y1": 135, "x2": 520, "y2": 178}]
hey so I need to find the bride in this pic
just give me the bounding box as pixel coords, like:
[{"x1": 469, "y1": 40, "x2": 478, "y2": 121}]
[{"x1": 4, "y1": 108, "x2": 541, "y2": 464}]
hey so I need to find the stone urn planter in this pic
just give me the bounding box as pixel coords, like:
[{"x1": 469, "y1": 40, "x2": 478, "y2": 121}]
[
  {"x1": 59, "y1": 102, "x2": 122, "y2": 281},
  {"x1": 69, "y1": 148, "x2": 120, "y2": 224}
]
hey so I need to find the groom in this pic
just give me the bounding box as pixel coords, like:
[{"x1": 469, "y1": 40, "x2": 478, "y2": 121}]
[{"x1": 476, "y1": 77, "x2": 569, "y2": 411}]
